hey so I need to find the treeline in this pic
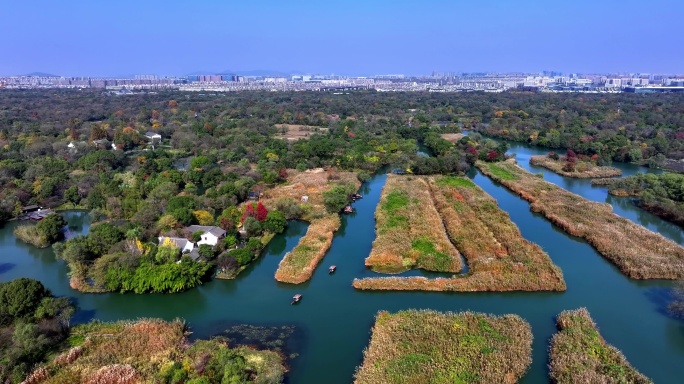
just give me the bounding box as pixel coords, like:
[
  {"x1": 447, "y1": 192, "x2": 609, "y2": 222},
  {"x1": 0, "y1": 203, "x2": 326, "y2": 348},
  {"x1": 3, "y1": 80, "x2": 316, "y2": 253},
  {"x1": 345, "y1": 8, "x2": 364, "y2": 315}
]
[{"x1": 605, "y1": 172, "x2": 684, "y2": 226}]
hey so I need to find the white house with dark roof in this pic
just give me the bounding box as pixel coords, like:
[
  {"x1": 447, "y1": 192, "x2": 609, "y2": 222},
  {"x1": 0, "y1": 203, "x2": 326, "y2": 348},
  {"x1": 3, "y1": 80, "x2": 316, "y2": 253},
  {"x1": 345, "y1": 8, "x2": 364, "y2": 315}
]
[
  {"x1": 186, "y1": 225, "x2": 227, "y2": 246},
  {"x1": 158, "y1": 236, "x2": 195, "y2": 253},
  {"x1": 145, "y1": 131, "x2": 162, "y2": 143}
]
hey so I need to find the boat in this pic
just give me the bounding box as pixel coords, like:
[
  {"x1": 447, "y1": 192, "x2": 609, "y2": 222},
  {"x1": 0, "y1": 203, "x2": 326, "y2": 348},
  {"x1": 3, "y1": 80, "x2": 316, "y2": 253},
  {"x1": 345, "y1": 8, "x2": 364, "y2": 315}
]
[
  {"x1": 329, "y1": 265, "x2": 337, "y2": 273},
  {"x1": 291, "y1": 294, "x2": 302, "y2": 304},
  {"x1": 343, "y1": 205, "x2": 353, "y2": 213}
]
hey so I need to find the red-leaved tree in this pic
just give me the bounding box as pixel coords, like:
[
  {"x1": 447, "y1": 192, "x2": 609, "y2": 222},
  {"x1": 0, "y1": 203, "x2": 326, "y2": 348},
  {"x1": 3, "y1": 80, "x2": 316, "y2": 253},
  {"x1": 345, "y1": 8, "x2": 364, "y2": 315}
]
[
  {"x1": 256, "y1": 201, "x2": 268, "y2": 222},
  {"x1": 242, "y1": 203, "x2": 255, "y2": 223}
]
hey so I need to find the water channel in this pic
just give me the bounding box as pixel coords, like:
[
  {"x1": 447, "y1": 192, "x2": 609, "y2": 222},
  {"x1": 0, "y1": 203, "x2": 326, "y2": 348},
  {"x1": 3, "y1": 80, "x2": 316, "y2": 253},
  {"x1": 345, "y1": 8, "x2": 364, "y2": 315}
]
[{"x1": 1, "y1": 140, "x2": 683, "y2": 383}]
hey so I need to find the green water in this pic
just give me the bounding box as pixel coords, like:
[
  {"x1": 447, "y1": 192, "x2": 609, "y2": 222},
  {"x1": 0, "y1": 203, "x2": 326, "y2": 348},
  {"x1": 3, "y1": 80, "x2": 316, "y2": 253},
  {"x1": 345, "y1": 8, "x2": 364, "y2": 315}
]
[{"x1": 1, "y1": 143, "x2": 684, "y2": 383}]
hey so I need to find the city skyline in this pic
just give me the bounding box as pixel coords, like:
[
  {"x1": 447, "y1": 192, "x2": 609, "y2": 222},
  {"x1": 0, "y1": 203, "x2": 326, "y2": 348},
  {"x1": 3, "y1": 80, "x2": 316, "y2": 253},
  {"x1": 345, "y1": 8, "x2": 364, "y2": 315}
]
[{"x1": 3, "y1": 0, "x2": 684, "y2": 77}]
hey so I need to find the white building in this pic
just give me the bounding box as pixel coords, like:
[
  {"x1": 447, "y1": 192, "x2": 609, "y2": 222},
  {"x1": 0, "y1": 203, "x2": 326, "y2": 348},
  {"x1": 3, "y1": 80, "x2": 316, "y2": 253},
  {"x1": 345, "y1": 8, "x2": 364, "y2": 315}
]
[
  {"x1": 158, "y1": 236, "x2": 195, "y2": 253},
  {"x1": 186, "y1": 225, "x2": 227, "y2": 246}
]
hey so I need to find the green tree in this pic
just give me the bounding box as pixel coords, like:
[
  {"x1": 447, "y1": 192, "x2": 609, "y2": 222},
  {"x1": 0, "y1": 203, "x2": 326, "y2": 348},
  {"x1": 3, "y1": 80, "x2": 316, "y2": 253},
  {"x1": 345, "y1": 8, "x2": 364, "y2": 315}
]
[
  {"x1": 243, "y1": 216, "x2": 262, "y2": 237},
  {"x1": 263, "y1": 211, "x2": 287, "y2": 234},
  {"x1": 198, "y1": 244, "x2": 215, "y2": 260},
  {"x1": 323, "y1": 184, "x2": 354, "y2": 213},
  {"x1": 0, "y1": 278, "x2": 50, "y2": 324},
  {"x1": 35, "y1": 213, "x2": 67, "y2": 244}
]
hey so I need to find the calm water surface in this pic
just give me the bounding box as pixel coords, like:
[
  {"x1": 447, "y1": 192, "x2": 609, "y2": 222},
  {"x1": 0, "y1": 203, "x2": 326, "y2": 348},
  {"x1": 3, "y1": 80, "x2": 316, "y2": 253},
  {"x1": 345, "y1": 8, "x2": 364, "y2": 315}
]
[{"x1": 1, "y1": 142, "x2": 683, "y2": 383}]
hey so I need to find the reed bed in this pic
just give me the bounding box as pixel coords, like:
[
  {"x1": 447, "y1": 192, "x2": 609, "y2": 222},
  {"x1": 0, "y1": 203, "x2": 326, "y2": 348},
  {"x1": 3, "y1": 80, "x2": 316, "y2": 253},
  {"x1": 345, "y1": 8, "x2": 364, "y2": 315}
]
[
  {"x1": 530, "y1": 156, "x2": 622, "y2": 178},
  {"x1": 476, "y1": 160, "x2": 684, "y2": 279},
  {"x1": 365, "y1": 175, "x2": 462, "y2": 273},
  {"x1": 549, "y1": 308, "x2": 651, "y2": 384},
  {"x1": 28, "y1": 319, "x2": 286, "y2": 384},
  {"x1": 267, "y1": 168, "x2": 361, "y2": 284},
  {"x1": 354, "y1": 309, "x2": 532, "y2": 384},
  {"x1": 274, "y1": 214, "x2": 340, "y2": 283},
  {"x1": 353, "y1": 176, "x2": 565, "y2": 292}
]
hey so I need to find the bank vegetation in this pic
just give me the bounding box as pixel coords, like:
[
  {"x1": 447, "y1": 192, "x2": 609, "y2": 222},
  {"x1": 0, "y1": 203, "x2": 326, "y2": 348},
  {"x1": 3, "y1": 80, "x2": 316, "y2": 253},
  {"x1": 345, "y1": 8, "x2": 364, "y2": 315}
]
[
  {"x1": 364, "y1": 175, "x2": 461, "y2": 273},
  {"x1": 354, "y1": 309, "x2": 532, "y2": 384},
  {"x1": 25, "y1": 318, "x2": 286, "y2": 384},
  {"x1": 476, "y1": 160, "x2": 684, "y2": 279},
  {"x1": 267, "y1": 168, "x2": 360, "y2": 283},
  {"x1": 549, "y1": 308, "x2": 651, "y2": 384}
]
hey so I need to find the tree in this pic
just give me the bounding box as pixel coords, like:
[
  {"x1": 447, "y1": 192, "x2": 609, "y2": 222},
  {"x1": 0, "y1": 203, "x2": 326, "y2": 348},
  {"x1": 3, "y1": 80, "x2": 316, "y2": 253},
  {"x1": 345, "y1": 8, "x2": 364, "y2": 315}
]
[
  {"x1": 241, "y1": 203, "x2": 255, "y2": 223},
  {"x1": 323, "y1": 184, "x2": 354, "y2": 213},
  {"x1": 228, "y1": 248, "x2": 253, "y2": 266},
  {"x1": 193, "y1": 210, "x2": 214, "y2": 226},
  {"x1": 256, "y1": 201, "x2": 268, "y2": 222},
  {"x1": 263, "y1": 211, "x2": 287, "y2": 234},
  {"x1": 0, "y1": 278, "x2": 50, "y2": 324},
  {"x1": 198, "y1": 244, "x2": 215, "y2": 260},
  {"x1": 242, "y1": 216, "x2": 262, "y2": 237},
  {"x1": 36, "y1": 213, "x2": 67, "y2": 244}
]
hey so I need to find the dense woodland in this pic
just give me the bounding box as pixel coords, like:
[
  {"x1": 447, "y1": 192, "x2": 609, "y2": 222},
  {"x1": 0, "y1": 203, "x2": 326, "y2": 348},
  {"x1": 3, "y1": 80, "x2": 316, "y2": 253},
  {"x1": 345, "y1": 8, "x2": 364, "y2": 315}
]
[
  {"x1": 605, "y1": 173, "x2": 684, "y2": 227},
  {"x1": 0, "y1": 89, "x2": 682, "y2": 293}
]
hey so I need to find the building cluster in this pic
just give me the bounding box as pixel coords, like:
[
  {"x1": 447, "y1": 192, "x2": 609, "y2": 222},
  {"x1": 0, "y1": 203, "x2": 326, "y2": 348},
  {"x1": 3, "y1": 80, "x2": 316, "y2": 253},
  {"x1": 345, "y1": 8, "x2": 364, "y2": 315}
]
[{"x1": 2, "y1": 72, "x2": 684, "y2": 93}]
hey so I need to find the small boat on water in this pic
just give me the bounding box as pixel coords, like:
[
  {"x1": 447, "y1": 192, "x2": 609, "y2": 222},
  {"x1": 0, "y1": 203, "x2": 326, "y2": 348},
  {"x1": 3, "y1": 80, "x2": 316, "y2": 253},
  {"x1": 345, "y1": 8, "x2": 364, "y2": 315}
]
[
  {"x1": 329, "y1": 265, "x2": 337, "y2": 274},
  {"x1": 351, "y1": 193, "x2": 363, "y2": 201},
  {"x1": 291, "y1": 294, "x2": 302, "y2": 304},
  {"x1": 343, "y1": 205, "x2": 353, "y2": 213}
]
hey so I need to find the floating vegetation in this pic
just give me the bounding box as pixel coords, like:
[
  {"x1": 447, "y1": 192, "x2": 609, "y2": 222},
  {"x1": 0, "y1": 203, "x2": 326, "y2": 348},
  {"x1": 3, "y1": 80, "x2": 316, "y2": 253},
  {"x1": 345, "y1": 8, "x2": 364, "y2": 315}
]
[
  {"x1": 354, "y1": 309, "x2": 532, "y2": 384},
  {"x1": 549, "y1": 308, "x2": 651, "y2": 384},
  {"x1": 477, "y1": 160, "x2": 684, "y2": 279}
]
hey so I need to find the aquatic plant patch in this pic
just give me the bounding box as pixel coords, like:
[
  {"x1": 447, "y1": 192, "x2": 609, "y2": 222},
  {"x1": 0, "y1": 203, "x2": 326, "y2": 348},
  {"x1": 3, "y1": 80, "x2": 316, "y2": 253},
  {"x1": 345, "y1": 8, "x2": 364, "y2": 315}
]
[
  {"x1": 477, "y1": 160, "x2": 684, "y2": 279},
  {"x1": 354, "y1": 309, "x2": 532, "y2": 384},
  {"x1": 549, "y1": 308, "x2": 651, "y2": 384},
  {"x1": 530, "y1": 155, "x2": 622, "y2": 178},
  {"x1": 364, "y1": 175, "x2": 462, "y2": 273}
]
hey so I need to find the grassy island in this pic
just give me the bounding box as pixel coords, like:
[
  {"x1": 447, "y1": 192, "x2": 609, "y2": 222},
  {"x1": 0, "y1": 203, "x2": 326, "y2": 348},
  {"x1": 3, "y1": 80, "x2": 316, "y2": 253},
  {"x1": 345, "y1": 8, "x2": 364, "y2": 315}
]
[
  {"x1": 549, "y1": 308, "x2": 651, "y2": 384},
  {"x1": 267, "y1": 168, "x2": 360, "y2": 284},
  {"x1": 530, "y1": 154, "x2": 622, "y2": 178},
  {"x1": 353, "y1": 175, "x2": 565, "y2": 292},
  {"x1": 599, "y1": 172, "x2": 684, "y2": 227},
  {"x1": 25, "y1": 319, "x2": 286, "y2": 384},
  {"x1": 354, "y1": 309, "x2": 532, "y2": 384},
  {"x1": 364, "y1": 175, "x2": 462, "y2": 273},
  {"x1": 476, "y1": 160, "x2": 684, "y2": 279}
]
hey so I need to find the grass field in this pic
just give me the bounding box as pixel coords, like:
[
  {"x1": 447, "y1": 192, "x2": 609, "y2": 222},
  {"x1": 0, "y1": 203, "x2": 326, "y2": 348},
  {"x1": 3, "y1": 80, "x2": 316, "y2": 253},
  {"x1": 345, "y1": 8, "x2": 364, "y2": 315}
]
[
  {"x1": 549, "y1": 308, "x2": 651, "y2": 384},
  {"x1": 354, "y1": 175, "x2": 565, "y2": 292},
  {"x1": 364, "y1": 175, "x2": 462, "y2": 273},
  {"x1": 266, "y1": 168, "x2": 360, "y2": 283},
  {"x1": 530, "y1": 155, "x2": 622, "y2": 178},
  {"x1": 354, "y1": 309, "x2": 532, "y2": 384},
  {"x1": 477, "y1": 160, "x2": 684, "y2": 279}
]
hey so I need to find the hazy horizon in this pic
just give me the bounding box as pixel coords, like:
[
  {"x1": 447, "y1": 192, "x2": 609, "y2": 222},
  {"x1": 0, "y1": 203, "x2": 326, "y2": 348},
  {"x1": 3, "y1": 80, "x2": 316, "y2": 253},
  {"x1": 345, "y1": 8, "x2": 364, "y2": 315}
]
[{"x1": 3, "y1": 0, "x2": 683, "y2": 77}]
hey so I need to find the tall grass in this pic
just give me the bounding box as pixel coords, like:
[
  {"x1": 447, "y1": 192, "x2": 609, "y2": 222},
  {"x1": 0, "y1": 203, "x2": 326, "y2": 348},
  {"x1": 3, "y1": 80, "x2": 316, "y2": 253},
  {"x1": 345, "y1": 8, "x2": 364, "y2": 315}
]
[
  {"x1": 267, "y1": 168, "x2": 361, "y2": 284},
  {"x1": 530, "y1": 156, "x2": 622, "y2": 178},
  {"x1": 354, "y1": 309, "x2": 532, "y2": 384},
  {"x1": 477, "y1": 160, "x2": 684, "y2": 279},
  {"x1": 549, "y1": 308, "x2": 651, "y2": 384},
  {"x1": 354, "y1": 175, "x2": 565, "y2": 292},
  {"x1": 25, "y1": 319, "x2": 286, "y2": 384},
  {"x1": 365, "y1": 175, "x2": 462, "y2": 273}
]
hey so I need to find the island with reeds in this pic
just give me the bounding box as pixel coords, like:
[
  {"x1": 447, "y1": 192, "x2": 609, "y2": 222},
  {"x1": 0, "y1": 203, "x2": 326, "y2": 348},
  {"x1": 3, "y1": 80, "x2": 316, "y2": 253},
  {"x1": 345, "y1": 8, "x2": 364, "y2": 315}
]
[
  {"x1": 549, "y1": 308, "x2": 651, "y2": 384},
  {"x1": 354, "y1": 309, "x2": 532, "y2": 384},
  {"x1": 530, "y1": 151, "x2": 622, "y2": 178},
  {"x1": 353, "y1": 175, "x2": 565, "y2": 292},
  {"x1": 364, "y1": 175, "x2": 462, "y2": 273},
  {"x1": 265, "y1": 168, "x2": 361, "y2": 284},
  {"x1": 476, "y1": 159, "x2": 684, "y2": 279}
]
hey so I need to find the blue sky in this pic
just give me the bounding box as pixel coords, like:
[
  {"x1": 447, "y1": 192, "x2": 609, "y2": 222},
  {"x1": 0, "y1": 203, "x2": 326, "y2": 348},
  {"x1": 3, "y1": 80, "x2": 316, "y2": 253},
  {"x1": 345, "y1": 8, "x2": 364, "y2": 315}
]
[{"x1": 2, "y1": 0, "x2": 683, "y2": 76}]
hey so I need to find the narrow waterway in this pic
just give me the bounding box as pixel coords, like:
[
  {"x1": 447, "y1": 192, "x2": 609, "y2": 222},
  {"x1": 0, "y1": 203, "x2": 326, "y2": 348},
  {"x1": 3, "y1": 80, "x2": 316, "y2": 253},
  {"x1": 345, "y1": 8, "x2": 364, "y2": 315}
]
[{"x1": 1, "y1": 142, "x2": 683, "y2": 383}]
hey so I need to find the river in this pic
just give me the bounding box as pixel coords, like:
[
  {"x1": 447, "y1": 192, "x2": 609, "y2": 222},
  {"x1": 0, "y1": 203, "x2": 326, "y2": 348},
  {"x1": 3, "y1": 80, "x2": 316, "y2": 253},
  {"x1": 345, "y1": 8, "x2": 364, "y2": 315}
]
[{"x1": 1, "y1": 141, "x2": 683, "y2": 383}]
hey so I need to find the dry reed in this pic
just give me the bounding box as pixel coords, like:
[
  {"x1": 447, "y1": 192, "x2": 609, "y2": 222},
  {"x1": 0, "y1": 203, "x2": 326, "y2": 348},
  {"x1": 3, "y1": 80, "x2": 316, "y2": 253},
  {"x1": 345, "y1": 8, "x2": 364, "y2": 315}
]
[
  {"x1": 549, "y1": 308, "x2": 651, "y2": 384},
  {"x1": 365, "y1": 175, "x2": 462, "y2": 273},
  {"x1": 353, "y1": 175, "x2": 565, "y2": 292},
  {"x1": 266, "y1": 168, "x2": 361, "y2": 284},
  {"x1": 477, "y1": 160, "x2": 684, "y2": 279},
  {"x1": 530, "y1": 156, "x2": 622, "y2": 178},
  {"x1": 354, "y1": 309, "x2": 532, "y2": 384}
]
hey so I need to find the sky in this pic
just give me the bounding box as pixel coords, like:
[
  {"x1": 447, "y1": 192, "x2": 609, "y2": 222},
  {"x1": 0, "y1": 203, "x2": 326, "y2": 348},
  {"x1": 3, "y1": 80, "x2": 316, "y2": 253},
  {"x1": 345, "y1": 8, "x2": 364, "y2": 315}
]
[{"x1": 2, "y1": 0, "x2": 683, "y2": 76}]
